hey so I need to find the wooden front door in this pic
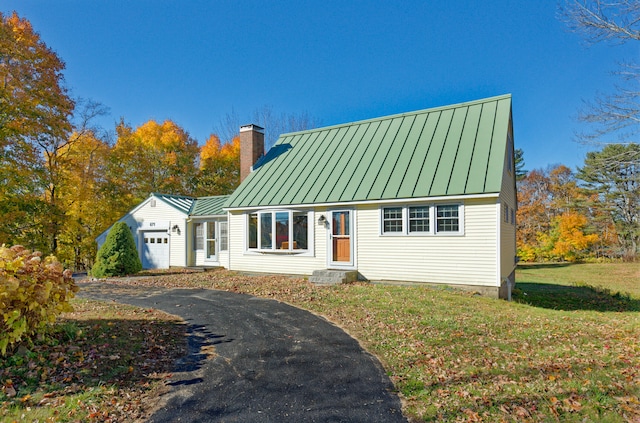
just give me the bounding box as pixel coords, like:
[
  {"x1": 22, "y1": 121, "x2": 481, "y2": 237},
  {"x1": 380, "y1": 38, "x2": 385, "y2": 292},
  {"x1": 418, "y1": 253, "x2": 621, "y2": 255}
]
[{"x1": 330, "y1": 210, "x2": 352, "y2": 265}]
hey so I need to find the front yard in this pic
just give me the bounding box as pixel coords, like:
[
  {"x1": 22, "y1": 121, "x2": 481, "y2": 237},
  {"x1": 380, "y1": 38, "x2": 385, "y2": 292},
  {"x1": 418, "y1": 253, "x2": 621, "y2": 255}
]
[{"x1": 2, "y1": 262, "x2": 639, "y2": 422}]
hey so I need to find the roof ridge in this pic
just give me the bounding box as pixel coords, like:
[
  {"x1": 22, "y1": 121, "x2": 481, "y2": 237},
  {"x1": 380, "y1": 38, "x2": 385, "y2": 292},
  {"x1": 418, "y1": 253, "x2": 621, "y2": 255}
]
[
  {"x1": 151, "y1": 192, "x2": 196, "y2": 200},
  {"x1": 277, "y1": 94, "x2": 512, "y2": 138},
  {"x1": 194, "y1": 194, "x2": 231, "y2": 200}
]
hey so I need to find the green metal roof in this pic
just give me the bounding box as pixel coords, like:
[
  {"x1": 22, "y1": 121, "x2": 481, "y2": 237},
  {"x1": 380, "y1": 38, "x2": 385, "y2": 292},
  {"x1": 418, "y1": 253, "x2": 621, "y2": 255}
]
[
  {"x1": 152, "y1": 193, "x2": 194, "y2": 214},
  {"x1": 224, "y1": 94, "x2": 512, "y2": 209},
  {"x1": 190, "y1": 195, "x2": 230, "y2": 216}
]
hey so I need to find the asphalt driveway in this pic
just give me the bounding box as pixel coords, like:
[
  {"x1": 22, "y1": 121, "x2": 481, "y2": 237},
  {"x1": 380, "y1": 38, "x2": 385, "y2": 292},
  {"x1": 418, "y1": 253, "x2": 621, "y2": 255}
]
[{"x1": 78, "y1": 282, "x2": 407, "y2": 422}]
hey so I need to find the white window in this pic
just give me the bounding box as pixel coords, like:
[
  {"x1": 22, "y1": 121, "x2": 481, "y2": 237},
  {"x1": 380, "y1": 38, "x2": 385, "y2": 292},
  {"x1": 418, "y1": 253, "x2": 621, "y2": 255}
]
[
  {"x1": 504, "y1": 204, "x2": 509, "y2": 222},
  {"x1": 194, "y1": 223, "x2": 204, "y2": 250},
  {"x1": 220, "y1": 222, "x2": 228, "y2": 251},
  {"x1": 381, "y1": 204, "x2": 461, "y2": 235},
  {"x1": 382, "y1": 207, "x2": 403, "y2": 233},
  {"x1": 247, "y1": 210, "x2": 311, "y2": 252},
  {"x1": 409, "y1": 206, "x2": 430, "y2": 233},
  {"x1": 510, "y1": 208, "x2": 515, "y2": 225},
  {"x1": 436, "y1": 205, "x2": 459, "y2": 232}
]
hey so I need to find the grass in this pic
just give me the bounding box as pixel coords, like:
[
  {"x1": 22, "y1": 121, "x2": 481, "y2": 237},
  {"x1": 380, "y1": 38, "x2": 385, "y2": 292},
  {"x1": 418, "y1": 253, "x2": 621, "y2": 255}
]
[
  {"x1": 3, "y1": 262, "x2": 639, "y2": 422},
  {"x1": 0, "y1": 299, "x2": 187, "y2": 422},
  {"x1": 515, "y1": 262, "x2": 640, "y2": 311}
]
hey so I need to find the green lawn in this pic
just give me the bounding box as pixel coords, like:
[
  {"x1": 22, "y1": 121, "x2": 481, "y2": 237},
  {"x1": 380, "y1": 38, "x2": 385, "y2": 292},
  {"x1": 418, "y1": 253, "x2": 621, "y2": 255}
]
[
  {"x1": 2, "y1": 263, "x2": 639, "y2": 422},
  {"x1": 127, "y1": 263, "x2": 640, "y2": 422}
]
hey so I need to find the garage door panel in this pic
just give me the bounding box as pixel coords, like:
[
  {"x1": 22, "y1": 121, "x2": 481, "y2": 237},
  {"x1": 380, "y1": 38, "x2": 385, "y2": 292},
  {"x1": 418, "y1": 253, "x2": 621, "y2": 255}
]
[{"x1": 141, "y1": 232, "x2": 169, "y2": 269}]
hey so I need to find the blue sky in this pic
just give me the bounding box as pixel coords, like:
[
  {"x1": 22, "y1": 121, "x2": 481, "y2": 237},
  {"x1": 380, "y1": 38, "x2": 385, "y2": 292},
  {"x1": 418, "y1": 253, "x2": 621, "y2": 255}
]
[{"x1": 4, "y1": 1, "x2": 637, "y2": 171}]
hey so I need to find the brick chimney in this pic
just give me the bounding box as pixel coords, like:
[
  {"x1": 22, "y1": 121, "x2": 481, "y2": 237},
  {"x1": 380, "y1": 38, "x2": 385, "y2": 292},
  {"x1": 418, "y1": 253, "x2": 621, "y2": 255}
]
[{"x1": 239, "y1": 124, "x2": 264, "y2": 182}]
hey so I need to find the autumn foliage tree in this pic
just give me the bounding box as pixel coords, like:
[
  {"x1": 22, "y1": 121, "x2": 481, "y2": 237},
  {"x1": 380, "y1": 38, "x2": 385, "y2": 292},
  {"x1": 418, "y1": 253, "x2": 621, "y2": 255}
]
[
  {"x1": 107, "y1": 119, "x2": 200, "y2": 209},
  {"x1": 55, "y1": 131, "x2": 114, "y2": 270},
  {"x1": 538, "y1": 212, "x2": 600, "y2": 262},
  {"x1": 517, "y1": 164, "x2": 602, "y2": 262},
  {"x1": 195, "y1": 134, "x2": 240, "y2": 196},
  {"x1": 0, "y1": 12, "x2": 74, "y2": 252}
]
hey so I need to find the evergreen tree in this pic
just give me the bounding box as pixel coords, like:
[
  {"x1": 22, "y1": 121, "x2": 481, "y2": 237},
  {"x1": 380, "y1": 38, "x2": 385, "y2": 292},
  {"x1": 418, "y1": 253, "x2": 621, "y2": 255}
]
[
  {"x1": 577, "y1": 143, "x2": 640, "y2": 258},
  {"x1": 92, "y1": 222, "x2": 142, "y2": 277}
]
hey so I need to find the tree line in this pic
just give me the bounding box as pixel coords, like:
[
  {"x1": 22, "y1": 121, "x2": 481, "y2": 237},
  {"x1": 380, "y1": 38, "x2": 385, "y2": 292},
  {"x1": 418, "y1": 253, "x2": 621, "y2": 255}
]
[
  {"x1": 2, "y1": 10, "x2": 638, "y2": 271},
  {"x1": 516, "y1": 144, "x2": 639, "y2": 262},
  {"x1": 0, "y1": 12, "x2": 265, "y2": 270}
]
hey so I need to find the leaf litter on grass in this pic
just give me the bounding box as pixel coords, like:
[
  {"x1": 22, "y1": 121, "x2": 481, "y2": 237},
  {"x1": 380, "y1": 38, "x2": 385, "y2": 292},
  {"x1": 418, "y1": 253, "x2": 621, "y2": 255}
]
[
  {"x1": 95, "y1": 267, "x2": 640, "y2": 422},
  {"x1": 0, "y1": 299, "x2": 187, "y2": 422}
]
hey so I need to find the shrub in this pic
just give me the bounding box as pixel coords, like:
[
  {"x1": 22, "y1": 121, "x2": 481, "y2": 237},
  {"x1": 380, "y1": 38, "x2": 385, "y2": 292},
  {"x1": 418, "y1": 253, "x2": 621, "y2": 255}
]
[
  {"x1": 92, "y1": 222, "x2": 142, "y2": 278},
  {"x1": 0, "y1": 245, "x2": 78, "y2": 356}
]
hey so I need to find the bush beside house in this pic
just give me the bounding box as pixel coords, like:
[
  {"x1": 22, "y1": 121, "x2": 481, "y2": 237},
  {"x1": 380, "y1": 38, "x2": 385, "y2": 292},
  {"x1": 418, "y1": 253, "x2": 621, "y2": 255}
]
[
  {"x1": 92, "y1": 222, "x2": 142, "y2": 278},
  {"x1": 0, "y1": 245, "x2": 78, "y2": 356}
]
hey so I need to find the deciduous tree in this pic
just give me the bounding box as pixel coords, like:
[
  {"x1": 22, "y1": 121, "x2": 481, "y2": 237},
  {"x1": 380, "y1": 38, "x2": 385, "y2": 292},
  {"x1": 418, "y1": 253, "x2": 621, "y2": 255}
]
[
  {"x1": 0, "y1": 12, "x2": 74, "y2": 252},
  {"x1": 517, "y1": 164, "x2": 601, "y2": 261},
  {"x1": 195, "y1": 134, "x2": 240, "y2": 196},
  {"x1": 108, "y1": 119, "x2": 200, "y2": 206},
  {"x1": 56, "y1": 131, "x2": 113, "y2": 270},
  {"x1": 214, "y1": 105, "x2": 320, "y2": 149},
  {"x1": 562, "y1": 1, "x2": 640, "y2": 148}
]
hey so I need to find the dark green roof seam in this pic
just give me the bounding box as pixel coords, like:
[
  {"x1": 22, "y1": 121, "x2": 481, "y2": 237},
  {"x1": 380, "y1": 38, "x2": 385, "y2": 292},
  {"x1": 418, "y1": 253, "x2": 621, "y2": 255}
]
[
  {"x1": 463, "y1": 106, "x2": 483, "y2": 193},
  {"x1": 254, "y1": 133, "x2": 305, "y2": 205},
  {"x1": 303, "y1": 126, "x2": 351, "y2": 203},
  {"x1": 483, "y1": 103, "x2": 498, "y2": 192},
  {"x1": 335, "y1": 120, "x2": 383, "y2": 201},
  {"x1": 311, "y1": 124, "x2": 360, "y2": 203},
  {"x1": 428, "y1": 111, "x2": 455, "y2": 196},
  {"x1": 286, "y1": 129, "x2": 334, "y2": 204},
  {"x1": 272, "y1": 131, "x2": 322, "y2": 205},
  {"x1": 366, "y1": 115, "x2": 411, "y2": 200},
  {"x1": 410, "y1": 111, "x2": 442, "y2": 197},
  {"x1": 394, "y1": 114, "x2": 427, "y2": 198},
  {"x1": 445, "y1": 107, "x2": 469, "y2": 194},
  {"x1": 352, "y1": 117, "x2": 395, "y2": 200}
]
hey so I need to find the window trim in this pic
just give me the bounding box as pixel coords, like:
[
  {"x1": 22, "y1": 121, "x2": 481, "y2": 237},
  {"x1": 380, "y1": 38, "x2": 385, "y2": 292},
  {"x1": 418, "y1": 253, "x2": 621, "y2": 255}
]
[
  {"x1": 193, "y1": 221, "x2": 225, "y2": 258},
  {"x1": 245, "y1": 209, "x2": 315, "y2": 255},
  {"x1": 380, "y1": 203, "x2": 463, "y2": 236},
  {"x1": 219, "y1": 221, "x2": 228, "y2": 251},
  {"x1": 194, "y1": 222, "x2": 204, "y2": 250}
]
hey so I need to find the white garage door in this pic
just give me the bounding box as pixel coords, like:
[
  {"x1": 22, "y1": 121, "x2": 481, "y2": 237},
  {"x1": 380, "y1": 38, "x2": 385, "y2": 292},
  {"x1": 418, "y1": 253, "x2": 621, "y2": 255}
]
[{"x1": 141, "y1": 232, "x2": 170, "y2": 269}]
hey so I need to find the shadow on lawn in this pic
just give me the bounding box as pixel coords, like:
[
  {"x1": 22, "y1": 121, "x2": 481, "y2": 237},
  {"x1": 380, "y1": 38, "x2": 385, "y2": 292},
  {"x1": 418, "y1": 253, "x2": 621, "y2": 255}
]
[{"x1": 513, "y1": 282, "x2": 640, "y2": 312}]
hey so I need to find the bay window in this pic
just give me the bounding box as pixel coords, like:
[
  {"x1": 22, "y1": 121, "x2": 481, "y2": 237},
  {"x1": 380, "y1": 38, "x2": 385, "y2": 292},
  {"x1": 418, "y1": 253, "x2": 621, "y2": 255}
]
[{"x1": 247, "y1": 210, "x2": 311, "y2": 252}]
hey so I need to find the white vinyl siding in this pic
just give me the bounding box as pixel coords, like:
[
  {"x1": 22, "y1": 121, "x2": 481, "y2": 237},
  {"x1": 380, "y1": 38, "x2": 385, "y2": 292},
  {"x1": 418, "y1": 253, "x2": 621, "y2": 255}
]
[
  {"x1": 228, "y1": 198, "x2": 501, "y2": 287},
  {"x1": 228, "y1": 210, "x2": 325, "y2": 275},
  {"x1": 499, "y1": 131, "x2": 518, "y2": 280},
  {"x1": 358, "y1": 200, "x2": 498, "y2": 286},
  {"x1": 99, "y1": 197, "x2": 188, "y2": 268}
]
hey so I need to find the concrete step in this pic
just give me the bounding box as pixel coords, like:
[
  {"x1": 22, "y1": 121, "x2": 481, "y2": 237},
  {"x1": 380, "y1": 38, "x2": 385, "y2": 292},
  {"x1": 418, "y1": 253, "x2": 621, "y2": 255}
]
[{"x1": 309, "y1": 269, "x2": 358, "y2": 285}]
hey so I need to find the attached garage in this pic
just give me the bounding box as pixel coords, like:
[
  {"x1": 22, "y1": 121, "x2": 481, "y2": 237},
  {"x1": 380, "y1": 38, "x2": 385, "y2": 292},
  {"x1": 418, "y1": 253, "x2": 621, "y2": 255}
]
[
  {"x1": 140, "y1": 231, "x2": 170, "y2": 269},
  {"x1": 95, "y1": 193, "x2": 194, "y2": 270}
]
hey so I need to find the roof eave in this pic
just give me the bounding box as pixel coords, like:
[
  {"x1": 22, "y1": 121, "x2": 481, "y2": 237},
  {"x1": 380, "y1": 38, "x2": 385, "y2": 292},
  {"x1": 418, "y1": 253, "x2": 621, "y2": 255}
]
[{"x1": 224, "y1": 192, "x2": 500, "y2": 212}]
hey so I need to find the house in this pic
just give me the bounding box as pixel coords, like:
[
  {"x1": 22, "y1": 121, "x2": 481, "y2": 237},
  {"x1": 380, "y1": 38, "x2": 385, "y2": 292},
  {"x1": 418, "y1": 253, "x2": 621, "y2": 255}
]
[
  {"x1": 223, "y1": 94, "x2": 517, "y2": 299},
  {"x1": 95, "y1": 193, "x2": 230, "y2": 269},
  {"x1": 97, "y1": 94, "x2": 516, "y2": 299}
]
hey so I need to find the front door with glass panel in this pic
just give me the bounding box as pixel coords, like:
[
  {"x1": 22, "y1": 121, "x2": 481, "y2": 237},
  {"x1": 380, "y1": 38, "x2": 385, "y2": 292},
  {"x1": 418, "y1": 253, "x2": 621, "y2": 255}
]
[
  {"x1": 205, "y1": 222, "x2": 217, "y2": 262},
  {"x1": 329, "y1": 210, "x2": 353, "y2": 267}
]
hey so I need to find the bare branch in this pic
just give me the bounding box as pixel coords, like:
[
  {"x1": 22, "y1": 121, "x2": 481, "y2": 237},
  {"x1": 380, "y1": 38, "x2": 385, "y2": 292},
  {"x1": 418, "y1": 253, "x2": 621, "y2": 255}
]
[{"x1": 561, "y1": 0, "x2": 640, "y2": 44}]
